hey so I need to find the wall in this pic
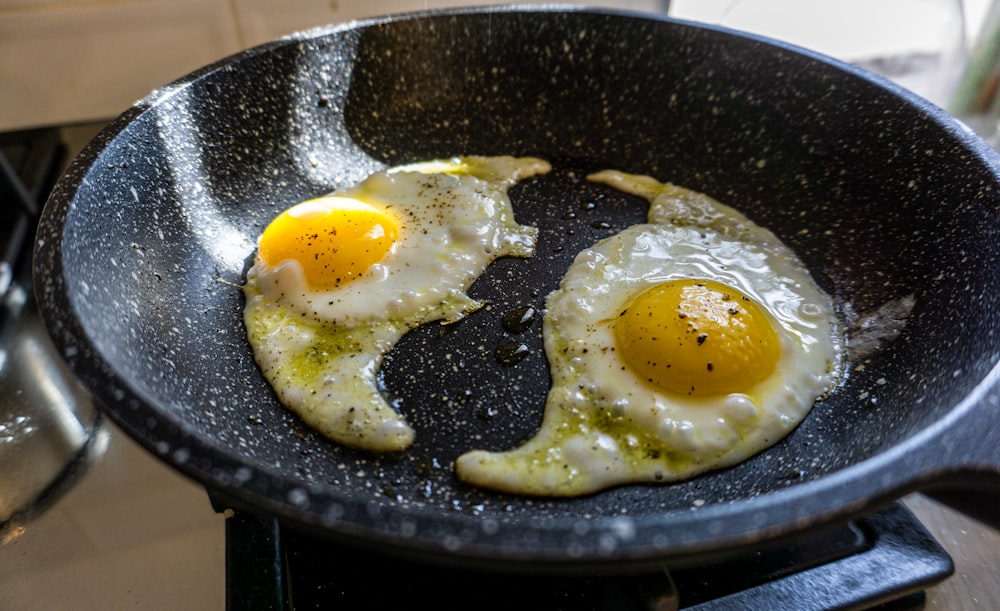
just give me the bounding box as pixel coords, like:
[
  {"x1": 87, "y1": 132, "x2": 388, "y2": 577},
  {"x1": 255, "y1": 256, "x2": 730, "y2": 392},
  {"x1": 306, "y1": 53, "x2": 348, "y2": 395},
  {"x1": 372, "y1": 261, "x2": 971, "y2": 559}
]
[
  {"x1": 1, "y1": 0, "x2": 988, "y2": 132},
  {"x1": 0, "y1": 0, "x2": 668, "y2": 131}
]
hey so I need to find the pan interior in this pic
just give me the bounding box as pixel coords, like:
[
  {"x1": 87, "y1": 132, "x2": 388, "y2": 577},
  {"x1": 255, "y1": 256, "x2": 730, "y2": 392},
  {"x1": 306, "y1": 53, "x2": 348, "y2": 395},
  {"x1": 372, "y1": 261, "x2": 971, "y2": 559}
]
[{"x1": 39, "y1": 9, "x2": 1000, "y2": 543}]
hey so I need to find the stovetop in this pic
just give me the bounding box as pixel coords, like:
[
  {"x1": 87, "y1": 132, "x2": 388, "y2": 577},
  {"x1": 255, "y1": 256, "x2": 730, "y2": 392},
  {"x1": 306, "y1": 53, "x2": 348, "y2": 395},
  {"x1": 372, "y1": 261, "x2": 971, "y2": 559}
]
[
  {"x1": 221, "y1": 501, "x2": 951, "y2": 610},
  {"x1": 1, "y1": 123, "x2": 998, "y2": 610}
]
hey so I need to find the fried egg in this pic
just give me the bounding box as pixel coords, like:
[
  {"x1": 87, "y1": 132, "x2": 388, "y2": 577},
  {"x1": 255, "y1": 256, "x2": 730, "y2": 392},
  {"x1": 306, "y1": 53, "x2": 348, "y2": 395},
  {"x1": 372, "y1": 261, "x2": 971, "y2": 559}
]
[
  {"x1": 243, "y1": 156, "x2": 550, "y2": 452},
  {"x1": 456, "y1": 170, "x2": 843, "y2": 496}
]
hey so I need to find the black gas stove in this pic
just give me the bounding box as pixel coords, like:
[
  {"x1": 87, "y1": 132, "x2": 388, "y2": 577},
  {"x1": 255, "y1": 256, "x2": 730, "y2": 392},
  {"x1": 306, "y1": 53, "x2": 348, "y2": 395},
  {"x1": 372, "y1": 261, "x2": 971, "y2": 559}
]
[
  {"x1": 2, "y1": 126, "x2": 956, "y2": 610},
  {"x1": 220, "y1": 502, "x2": 952, "y2": 610}
]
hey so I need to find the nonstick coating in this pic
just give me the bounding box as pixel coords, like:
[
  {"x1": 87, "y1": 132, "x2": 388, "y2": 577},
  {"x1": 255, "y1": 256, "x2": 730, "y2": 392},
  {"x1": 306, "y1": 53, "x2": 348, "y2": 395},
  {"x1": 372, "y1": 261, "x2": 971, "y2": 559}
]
[{"x1": 34, "y1": 7, "x2": 1000, "y2": 570}]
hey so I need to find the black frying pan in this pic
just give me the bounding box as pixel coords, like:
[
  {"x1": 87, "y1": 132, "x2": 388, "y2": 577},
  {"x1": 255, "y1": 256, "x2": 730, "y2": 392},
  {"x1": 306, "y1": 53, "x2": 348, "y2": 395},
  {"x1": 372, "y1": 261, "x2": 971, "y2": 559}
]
[{"x1": 33, "y1": 6, "x2": 1000, "y2": 572}]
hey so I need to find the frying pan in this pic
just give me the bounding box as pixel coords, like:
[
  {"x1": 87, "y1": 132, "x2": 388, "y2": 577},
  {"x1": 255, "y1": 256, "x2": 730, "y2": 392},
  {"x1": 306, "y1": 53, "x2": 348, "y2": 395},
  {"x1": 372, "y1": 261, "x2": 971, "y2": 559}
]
[{"x1": 33, "y1": 6, "x2": 1000, "y2": 572}]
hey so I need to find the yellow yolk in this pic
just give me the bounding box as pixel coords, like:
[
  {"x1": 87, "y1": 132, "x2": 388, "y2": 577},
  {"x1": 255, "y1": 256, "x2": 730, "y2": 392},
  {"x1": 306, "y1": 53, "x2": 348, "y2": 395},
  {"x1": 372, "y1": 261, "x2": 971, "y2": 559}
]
[
  {"x1": 258, "y1": 196, "x2": 399, "y2": 290},
  {"x1": 614, "y1": 279, "x2": 780, "y2": 396}
]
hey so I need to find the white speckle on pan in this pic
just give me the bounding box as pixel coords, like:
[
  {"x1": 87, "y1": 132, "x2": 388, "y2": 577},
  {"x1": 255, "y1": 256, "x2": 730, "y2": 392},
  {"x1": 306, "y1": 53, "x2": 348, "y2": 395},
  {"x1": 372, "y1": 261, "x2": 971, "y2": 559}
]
[
  {"x1": 598, "y1": 532, "x2": 619, "y2": 552},
  {"x1": 288, "y1": 487, "x2": 309, "y2": 507},
  {"x1": 607, "y1": 516, "x2": 636, "y2": 542},
  {"x1": 173, "y1": 447, "x2": 189, "y2": 463},
  {"x1": 651, "y1": 533, "x2": 670, "y2": 547},
  {"x1": 322, "y1": 503, "x2": 344, "y2": 524},
  {"x1": 480, "y1": 518, "x2": 499, "y2": 535},
  {"x1": 233, "y1": 467, "x2": 253, "y2": 486}
]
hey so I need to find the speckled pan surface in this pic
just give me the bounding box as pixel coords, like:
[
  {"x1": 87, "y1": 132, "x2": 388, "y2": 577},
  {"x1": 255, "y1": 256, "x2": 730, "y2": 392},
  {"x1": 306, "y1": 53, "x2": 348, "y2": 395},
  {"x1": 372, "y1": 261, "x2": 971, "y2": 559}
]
[{"x1": 33, "y1": 6, "x2": 1000, "y2": 569}]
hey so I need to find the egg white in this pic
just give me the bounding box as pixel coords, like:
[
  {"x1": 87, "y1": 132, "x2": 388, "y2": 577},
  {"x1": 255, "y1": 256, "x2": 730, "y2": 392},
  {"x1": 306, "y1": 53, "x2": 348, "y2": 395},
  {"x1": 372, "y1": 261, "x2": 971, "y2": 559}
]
[
  {"x1": 455, "y1": 171, "x2": 843, "y2": 496},
  {"x1": 243, "y1": 156, "x2": 550, "y2": 452}
]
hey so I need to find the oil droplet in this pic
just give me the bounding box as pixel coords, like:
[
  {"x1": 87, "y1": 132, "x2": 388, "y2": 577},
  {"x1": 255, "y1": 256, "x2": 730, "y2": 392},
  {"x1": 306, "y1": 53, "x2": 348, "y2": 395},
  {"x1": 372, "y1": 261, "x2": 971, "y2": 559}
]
[
  {"x1": 502, "y1": 305, "x2": 537, "y2": 333},
  {"x1": 477, "y1": 405, "x2": 499, "y2": 420},
  {"x1": 495, "y1": 340, "x2": 530, "y2": 365}
]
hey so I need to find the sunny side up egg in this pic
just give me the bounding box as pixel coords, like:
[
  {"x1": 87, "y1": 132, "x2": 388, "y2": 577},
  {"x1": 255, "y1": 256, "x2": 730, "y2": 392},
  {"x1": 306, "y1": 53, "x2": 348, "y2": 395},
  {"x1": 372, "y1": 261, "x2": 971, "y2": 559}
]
[
  {"x1": 243, "y1": 156, "x2": 550, "y2": 452},
  {"x1": 455, "y1": 170, "x2": 844, "y2": 496}
]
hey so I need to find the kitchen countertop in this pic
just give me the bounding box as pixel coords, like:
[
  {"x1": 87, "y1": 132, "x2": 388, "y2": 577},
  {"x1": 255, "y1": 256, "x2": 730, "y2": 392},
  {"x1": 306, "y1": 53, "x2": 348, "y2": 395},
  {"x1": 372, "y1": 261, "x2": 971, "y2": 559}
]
[
  {"x1": 906, "y1": 494, "x2": 1000, "y2": 609},
  {"x1": 0, "y1": 421, "x2": 225, "y2": 609}
]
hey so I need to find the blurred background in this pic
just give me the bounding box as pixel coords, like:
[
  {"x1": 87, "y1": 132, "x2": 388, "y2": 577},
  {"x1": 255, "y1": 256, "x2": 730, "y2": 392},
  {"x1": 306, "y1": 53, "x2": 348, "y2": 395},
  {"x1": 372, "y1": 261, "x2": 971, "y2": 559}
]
[{"x1": 1, "y1": 0, "x2": 998, "y2": 131}]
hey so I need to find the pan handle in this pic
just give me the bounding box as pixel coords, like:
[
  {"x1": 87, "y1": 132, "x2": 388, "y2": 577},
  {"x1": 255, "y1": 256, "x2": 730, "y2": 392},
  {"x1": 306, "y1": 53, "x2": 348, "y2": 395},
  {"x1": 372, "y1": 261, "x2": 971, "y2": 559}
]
[{"x1": 915, "y1": 381, "x2": 1000, "y2": 530}]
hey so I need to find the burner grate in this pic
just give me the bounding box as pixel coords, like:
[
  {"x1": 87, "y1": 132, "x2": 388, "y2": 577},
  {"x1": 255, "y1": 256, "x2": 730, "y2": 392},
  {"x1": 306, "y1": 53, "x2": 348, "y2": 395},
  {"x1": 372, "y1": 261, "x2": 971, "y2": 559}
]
[{"x1": 220, "y1": 502, "x2": 953, "y2": 611}]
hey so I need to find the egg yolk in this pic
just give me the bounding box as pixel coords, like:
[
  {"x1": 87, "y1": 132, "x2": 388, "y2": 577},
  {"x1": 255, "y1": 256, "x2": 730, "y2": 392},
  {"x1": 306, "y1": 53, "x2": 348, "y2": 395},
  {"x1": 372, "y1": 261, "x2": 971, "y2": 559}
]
[
  {"x1": 614, "y1": 279, "x2": 780, "y2": 396},
  {"x1": 258, "y1": 196, "x2": 399, "y2": 290}
]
